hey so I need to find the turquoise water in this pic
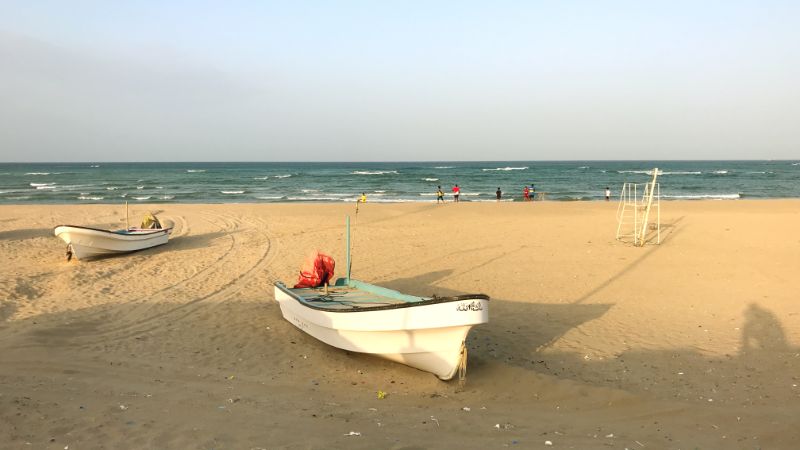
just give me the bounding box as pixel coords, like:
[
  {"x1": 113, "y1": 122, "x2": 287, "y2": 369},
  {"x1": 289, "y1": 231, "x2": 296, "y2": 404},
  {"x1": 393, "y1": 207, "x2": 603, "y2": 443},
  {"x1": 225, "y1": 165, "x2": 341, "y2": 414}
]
[{"x1": 1, "y1": 161, "x2": 798, "y2": 204}]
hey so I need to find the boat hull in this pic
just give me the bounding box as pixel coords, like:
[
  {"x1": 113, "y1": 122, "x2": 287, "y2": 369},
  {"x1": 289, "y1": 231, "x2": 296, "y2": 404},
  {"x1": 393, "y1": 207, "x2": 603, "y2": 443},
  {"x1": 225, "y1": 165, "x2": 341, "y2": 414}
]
[
  {"x1": 54, "y1": 225, "x2": 171, "y2": 260},
  {"x1": 274, "y1": 282, "x2": 488, "y2": 380}
]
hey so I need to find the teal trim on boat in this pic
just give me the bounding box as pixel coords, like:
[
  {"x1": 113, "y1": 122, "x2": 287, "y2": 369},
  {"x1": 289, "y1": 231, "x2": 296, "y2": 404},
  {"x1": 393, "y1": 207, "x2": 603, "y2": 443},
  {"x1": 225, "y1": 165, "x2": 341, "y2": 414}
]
[{"x1": 334, "y1": 277, "x2": 426, "y2": 303}]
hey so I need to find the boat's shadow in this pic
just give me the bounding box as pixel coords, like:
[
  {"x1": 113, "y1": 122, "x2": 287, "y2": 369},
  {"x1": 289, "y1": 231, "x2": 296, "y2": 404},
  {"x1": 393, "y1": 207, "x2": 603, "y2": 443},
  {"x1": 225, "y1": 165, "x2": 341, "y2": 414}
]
[
  {"x1": 378, "y1": 270, "x2": 613, "y2": 379},
  {"x1": 159, "y1": 230, "x2": 232, "y2": 253}
]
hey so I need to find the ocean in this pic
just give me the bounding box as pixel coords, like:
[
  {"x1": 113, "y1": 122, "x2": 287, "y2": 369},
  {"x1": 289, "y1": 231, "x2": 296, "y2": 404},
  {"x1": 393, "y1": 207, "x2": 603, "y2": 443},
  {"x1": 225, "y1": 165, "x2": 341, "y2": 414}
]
[{"x1": 1, "y1": 161, "x2": 798, "y2": 204}]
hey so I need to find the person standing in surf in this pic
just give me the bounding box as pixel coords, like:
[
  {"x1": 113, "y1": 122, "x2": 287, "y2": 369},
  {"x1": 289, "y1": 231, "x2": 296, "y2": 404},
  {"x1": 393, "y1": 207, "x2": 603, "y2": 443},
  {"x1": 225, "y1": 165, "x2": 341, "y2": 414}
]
[
  {"x1": 496, "y1": 187, "x2": 502, "y2": 202},
  {"x1": 436, "y1": 186, "x2": 445, "y2": 204},
  {"x1": 605, "y1": 187, "x2": 611, "y2": 201},
  {"x1": 452, "y1": 184, "x2": 460, "y2": 203}
]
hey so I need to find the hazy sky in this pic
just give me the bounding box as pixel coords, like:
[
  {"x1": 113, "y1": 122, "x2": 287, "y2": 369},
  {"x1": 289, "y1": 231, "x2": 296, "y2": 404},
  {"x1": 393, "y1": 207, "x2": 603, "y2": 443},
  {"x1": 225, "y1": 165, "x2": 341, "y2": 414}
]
[{"x1": 1, "y1": 1, "x2": 798, "y2": 162}]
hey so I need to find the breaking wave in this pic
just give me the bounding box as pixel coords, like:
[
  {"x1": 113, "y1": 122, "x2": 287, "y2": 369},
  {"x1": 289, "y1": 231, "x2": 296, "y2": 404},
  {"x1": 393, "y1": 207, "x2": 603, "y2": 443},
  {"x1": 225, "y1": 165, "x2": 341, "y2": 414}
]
[
  {"x1": 663, "y1": 193, "x2": 741, "y2": 200},
  {"x1": 482, "y1": 167, "x2": 528, "y2": 171},
  {"x1": 351, "y1": 170, "x2": 398, "y2": 175}
]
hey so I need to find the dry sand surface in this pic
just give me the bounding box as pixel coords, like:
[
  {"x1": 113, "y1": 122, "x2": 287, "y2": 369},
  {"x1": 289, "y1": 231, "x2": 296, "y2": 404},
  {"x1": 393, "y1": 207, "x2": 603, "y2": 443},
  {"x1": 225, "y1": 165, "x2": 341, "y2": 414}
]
[{"x1": 1, "y1": 200, "x2": 799, "y2": 449}]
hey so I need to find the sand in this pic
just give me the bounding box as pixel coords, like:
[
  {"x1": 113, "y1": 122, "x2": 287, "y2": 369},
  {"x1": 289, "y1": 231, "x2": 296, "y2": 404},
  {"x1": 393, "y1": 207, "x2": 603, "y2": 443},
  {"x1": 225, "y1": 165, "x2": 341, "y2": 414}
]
[{"x1": 1, "y1": 200, "x2": 799, "y2": 449}]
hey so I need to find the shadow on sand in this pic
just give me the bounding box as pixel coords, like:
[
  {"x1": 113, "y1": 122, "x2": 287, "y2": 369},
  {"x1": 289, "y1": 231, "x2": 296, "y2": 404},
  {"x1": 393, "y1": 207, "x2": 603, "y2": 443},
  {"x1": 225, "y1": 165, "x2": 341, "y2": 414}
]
[
  {"x1": 0, "y1": 228, "x2": 54, "y2": 241},
  {"x1": 380, "y1": 269, "x2": 799, "y2": 407}
]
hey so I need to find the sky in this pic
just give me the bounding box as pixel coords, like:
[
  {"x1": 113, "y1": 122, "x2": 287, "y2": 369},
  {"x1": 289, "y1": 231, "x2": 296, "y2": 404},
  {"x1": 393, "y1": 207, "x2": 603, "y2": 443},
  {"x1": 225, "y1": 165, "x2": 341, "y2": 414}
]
[{"x1": 1, "y1": 1, "x2": 798, "y2": 162}]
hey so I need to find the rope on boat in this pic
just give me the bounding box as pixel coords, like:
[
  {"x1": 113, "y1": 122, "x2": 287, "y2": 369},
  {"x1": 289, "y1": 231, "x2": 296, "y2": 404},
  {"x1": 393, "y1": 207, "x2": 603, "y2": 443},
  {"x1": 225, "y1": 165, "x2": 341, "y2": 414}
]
[
  {"x1": 350, "y1": 200, "x2": 361, "y2": 278},
  {"x1": 457, "y1": 341, "x2": 468, "y2": 387}
]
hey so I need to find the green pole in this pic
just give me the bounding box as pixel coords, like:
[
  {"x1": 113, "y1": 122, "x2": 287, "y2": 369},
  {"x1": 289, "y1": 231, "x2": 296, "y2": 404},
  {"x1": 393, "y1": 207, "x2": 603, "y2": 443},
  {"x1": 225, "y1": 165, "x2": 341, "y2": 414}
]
[{"x1": 346, "y1": 215, "x2": 351, "y2": 282}]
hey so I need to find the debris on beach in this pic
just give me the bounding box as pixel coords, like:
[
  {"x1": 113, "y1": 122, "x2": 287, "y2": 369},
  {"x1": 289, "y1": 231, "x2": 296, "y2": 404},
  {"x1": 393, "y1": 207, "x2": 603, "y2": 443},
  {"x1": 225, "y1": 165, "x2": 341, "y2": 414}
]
[
  {"x1": 344, "y1": 431, "x2": 361, "y2": 436},
  {"x1": 377, "y1": 390, "x2": 387, "y2": 399},
  {"x1": 544, "y1": 440, "x2": 553, "y2": 446},
  {"x1": 462, "y1": 406, "x2": 471, "y2": 412}
]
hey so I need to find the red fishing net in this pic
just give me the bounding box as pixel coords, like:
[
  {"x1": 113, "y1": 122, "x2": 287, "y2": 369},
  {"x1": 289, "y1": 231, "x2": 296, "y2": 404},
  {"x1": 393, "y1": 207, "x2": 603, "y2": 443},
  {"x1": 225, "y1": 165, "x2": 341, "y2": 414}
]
[{"x1": 294, "y1": 252, "x2": 336, "y2": 288}]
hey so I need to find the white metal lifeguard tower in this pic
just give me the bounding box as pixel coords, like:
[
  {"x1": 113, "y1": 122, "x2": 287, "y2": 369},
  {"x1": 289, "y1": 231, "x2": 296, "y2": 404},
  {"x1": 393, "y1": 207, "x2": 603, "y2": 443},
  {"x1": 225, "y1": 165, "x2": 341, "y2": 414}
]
[{"x1": 616, "y1": 168, "x2": 661, "y2": 246}]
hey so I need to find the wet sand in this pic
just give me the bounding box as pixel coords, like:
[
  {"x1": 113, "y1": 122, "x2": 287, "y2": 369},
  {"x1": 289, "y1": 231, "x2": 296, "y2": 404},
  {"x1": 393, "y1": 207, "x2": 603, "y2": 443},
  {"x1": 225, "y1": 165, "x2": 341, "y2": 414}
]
[{"x1": 1, "y1": 200, "x2": 799, "y2": 449}]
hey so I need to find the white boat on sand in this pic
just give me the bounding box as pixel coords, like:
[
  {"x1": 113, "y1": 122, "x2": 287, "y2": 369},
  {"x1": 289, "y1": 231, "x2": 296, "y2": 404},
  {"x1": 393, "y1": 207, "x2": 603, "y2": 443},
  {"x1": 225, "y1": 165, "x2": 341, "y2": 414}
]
[
  {"x1": 274, "y1": 217, "x2": 489, "y2": 380},
  {"x1": 54, "y1": 213, "x2": 172, "y2": 260}
]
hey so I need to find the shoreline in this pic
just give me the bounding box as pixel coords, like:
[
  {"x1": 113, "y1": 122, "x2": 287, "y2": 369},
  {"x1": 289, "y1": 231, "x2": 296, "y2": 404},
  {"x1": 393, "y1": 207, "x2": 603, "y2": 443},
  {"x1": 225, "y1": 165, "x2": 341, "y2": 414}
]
[{"x1": 0, "y1": 194, "x2": 794, "y2": 206}]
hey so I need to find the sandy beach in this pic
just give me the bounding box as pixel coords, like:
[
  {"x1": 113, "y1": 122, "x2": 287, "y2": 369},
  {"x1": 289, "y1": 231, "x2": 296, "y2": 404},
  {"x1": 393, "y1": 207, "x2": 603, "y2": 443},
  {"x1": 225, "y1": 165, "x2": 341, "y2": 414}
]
[{"x1": 1, "y1": 200, "x2": 798, "y2": 449}]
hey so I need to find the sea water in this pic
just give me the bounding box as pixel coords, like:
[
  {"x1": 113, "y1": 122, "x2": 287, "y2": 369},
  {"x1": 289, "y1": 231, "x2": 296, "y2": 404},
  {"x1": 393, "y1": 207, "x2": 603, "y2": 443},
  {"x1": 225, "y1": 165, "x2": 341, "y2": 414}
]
[{"x1": 0, "y1": 161, "x2": 798, "y2": 204}]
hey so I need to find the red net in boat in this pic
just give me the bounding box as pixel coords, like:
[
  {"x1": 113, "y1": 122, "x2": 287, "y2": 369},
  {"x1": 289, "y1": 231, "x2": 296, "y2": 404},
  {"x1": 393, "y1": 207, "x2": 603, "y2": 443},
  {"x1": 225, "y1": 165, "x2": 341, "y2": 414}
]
[{"x1": 294, "y1": 252, "x2": 336, "y2": 288}]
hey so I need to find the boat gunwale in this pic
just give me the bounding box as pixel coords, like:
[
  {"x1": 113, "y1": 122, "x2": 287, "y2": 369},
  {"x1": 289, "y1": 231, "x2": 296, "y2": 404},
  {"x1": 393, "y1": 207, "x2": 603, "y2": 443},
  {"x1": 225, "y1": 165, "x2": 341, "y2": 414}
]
[
  {"x1": 275, "y1": 281, "x2": 489, "y2": 313},
  {"x1": 53, "y1": 224, "x2": 172, "y2": 237}
]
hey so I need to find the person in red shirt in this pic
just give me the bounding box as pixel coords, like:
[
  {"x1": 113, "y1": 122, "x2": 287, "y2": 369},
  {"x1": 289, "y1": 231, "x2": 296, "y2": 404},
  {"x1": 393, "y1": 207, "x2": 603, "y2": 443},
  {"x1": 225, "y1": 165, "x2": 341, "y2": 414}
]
[
  {"x1": 452, "y1": 184, "x2": 460, "y2": 202},
  {"x1": 523, "y1": 185, "x2": 530, "y2": 201}
]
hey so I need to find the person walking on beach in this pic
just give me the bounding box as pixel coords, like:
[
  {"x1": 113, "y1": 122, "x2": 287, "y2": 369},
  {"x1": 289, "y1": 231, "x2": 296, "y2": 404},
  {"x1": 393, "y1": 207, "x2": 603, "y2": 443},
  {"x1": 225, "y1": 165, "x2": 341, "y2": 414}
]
[
  {"x1": 360, "y1": 192, "x2": 367, "y2": 203},
  {"x1": 452, "y1": 184, "x2": 460, "y2": 202},
  {"x1": 436, "y1": 186, "x2": 445, "y2": 204},
  {"x1": 496, "y1": 187, "x2": 502, "y2": 201},
  {"x1": 523, "y1": 185, "x2": 530, "y2": 201},
  {"x1": 605, "y1": 187, "x2": 611, "y2": 201}
]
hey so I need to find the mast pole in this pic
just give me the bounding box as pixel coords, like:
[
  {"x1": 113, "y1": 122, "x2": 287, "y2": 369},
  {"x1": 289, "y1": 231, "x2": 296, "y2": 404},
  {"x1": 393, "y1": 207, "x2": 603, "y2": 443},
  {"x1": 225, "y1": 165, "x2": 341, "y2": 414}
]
[
  {"x1": 346, "y1": 215, "x2": 351, "y2": 282},
  {"x1": 125, "y1": 201, "x2": 129, "y2": 229}
]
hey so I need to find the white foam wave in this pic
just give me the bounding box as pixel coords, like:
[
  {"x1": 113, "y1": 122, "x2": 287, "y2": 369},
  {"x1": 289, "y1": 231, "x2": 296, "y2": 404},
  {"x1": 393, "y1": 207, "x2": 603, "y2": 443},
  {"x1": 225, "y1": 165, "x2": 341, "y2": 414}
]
[
  {"x1": 482, "y1": 167, "x2": 528, "y2": 171},
  {"x1": 711, "y1": 170, "x2": 728, "y2": 174},
  {"x1": 301, "y1": 189, "x2": 319, "y2": 193},
  {"x1": 78, "y1": 195, "x2": 104, "y2": 200},
  {"x1": 106, "y1": 187, "x2": 118, "y2": 190},
  {"x1": 287, "y1": 196, "x2": 346, "y2": 201},
  {"x1": 351, "y1": 170, "x2": 398, "y2": 175},
  {"x1": 618, "y1": 170, "x2": 662, "y2": 175},
  {"x1": 132, "y1": 196, "x2": 151, "y2": 200},
  {"x1": 374, "y1": 190, "x2": 386, "y2": 193},
  {"x1": 578, "y1": 166, "x2": 589, "y2": 169},
  {"x1": 90, "y1": 165, "x2": 100, "y2": 168},
  {"x1": 274, "y1": 174, "x2": 292, "y2": 178},
  {"x1": 160, "y1": 195, "x2": 175, "y2": 200},
  {"x1": 36, "y1": 185, "x2": 57, "y2": 190},
  {"x1": 26, "y1": 172, "x2": 50, "y2": 175},
  {"x1": 137, "y1": 186, "x2": 144, "y2": 189},
  {"x1": 256, "y1": 196, "x2": 284, "y2": 200},
  {"x1": 423, "y1": 178, "x2": 439, "y2": 181},
  {"x1": 364, "y1": 198, "x2": 418, "y2": 203},
  {"x1": 187, "y1": 169, "x2": 206, "y2": 173},
  {"x1": 253, "y1": 176, "x2": 270, "y2": 180},
  {"x1": 661, "y1": 171, "x2": 702, "y2": 175},
  {"x1": 30, "y1": 182, "x2": 54, "y2": 187},
  {"x1": 420, "y1": 192, "x2": 481, "y2": 196},
  {"x1": 434, "y1": 166, "x2": 453, "y2": 169},
  {"x1": 792, "y1": 163, "x2": 799, "y2": 166},
  {"x1": 664, "y1": 193, "x2": 741, "y2": 200},
  {"x1": 221, "y1": 190, "x2": 245, "y2": 194}
]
